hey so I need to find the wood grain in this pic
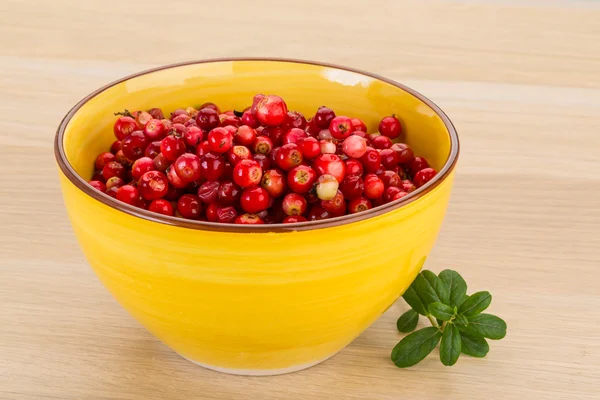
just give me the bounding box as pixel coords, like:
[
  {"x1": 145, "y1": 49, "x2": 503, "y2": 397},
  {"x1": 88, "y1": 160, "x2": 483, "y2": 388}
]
[{"x1": 1, "y1": 0, "x2": 599, "y2": 399}]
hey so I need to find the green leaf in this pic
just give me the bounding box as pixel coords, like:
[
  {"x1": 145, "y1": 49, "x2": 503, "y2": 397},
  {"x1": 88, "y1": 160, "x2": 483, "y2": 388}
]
[
  {"x1": 397, "y1": 310, "x2": 419, "y2": 333},
  {"x1": 458, "y1": 291, "x2": 492, "y2": 317},
  {"x1": 413, "y1": 271, "x2": 447, "y2": 309},
  {"x1": 459, "y1": 313, "x2": 507, "y2": 340},
  {"x1": 439, "y1": 270, "x2": 468, "y2": 307},
  {"x1": 391, "y1": 327, "x2": 442, "y2": 368},
  {"x1": 402, "y1": 285, "x2": 428, "y2": 316},
  {"x1": 460, "y1": 334, "x2": 489, "y2": 357},
  {"x1": 440, "y1": 324, "x2": 461, "y2": 366},
  {"x1": 428, "y1": 302, "x2": 455, "y2": 321},
  {"x1": 422, "y1": 270, "x2": 450, "y2": 305},
  {"x1": 454, "y1": 314, "x2": 469, "y2": 327}
]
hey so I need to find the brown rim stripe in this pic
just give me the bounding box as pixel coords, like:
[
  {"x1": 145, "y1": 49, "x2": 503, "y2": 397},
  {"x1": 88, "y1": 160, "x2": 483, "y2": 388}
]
[{"x1": 54, "y1": 58, "x2": 459, "y2": 233}]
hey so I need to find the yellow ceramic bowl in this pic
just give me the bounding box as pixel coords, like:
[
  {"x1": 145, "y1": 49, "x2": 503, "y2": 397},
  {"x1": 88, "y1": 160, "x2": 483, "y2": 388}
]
[{"x1": 55, "y1": 58, "x2": 459, "y2": 375}]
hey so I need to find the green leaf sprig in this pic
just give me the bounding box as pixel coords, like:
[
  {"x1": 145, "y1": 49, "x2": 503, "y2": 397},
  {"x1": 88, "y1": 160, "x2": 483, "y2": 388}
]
[{"x1": 391, "y1": 269, "x2": 506, "y2": 368}]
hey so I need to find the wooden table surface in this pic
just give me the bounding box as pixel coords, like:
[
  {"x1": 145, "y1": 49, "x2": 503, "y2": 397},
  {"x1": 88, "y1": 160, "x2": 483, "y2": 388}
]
[{"x1": 1, "y1": 0, "x2": 599, "y2": 399}]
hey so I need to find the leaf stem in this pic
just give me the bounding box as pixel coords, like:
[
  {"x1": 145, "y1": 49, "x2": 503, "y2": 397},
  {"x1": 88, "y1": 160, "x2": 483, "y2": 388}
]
[
  {"x1": 440, "y1": 320, "x2": 448, "y2": 332},
  {"x1": 426, "y1": 314, "x2": 439, "y2": 328}
]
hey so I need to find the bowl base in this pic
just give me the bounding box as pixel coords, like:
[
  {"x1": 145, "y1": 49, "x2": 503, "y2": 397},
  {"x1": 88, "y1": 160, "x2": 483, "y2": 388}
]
[{"x1": 177, "y1": 352, "x2": 338, "y2": 376}]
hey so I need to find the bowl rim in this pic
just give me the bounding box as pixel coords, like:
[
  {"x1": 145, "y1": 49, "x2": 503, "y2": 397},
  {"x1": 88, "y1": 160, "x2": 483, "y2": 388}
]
[{"x1": 54, "y1": 57, "x2": 459, "y2": 233}]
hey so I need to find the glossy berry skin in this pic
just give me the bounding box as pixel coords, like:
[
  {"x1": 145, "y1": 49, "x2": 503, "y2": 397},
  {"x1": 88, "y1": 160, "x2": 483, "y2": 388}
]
[
  {"x1": 215, "y1": 206, "x2": 237, "y2": 223},
  {"x1": 371, "y1": 135, "x2": 393, "y2": 150},
  {"x1": 360, "y1": 149, "x2": 381, "y2": 174},
  {"x1": 339, "y1": 175, "x2": 364, "y2": 200},
  {"x1": 276, "y1": 143, "x2": 303, "y2": 171},
  {"x1": 379, "y1": 170, "x2": 402, "y2": 188},
  {"x1": 160, "y1": 135, "x2": 186, "y2": 161},
  {"x1": 233, "y1": 159, "x2": 263, "y2": 188},
  {"x1": 114, "y1": 116, "x2": 137, "y2": 140},
  {"x1": 379, "y1": 115, "x2": 402, "y2": 139},
  {"x1": 314, "y1": 106, "x2": 336, "y2": 129},
  {"x1": 217, "y1": 181, "x2": 241, "y2": 205},
  {"x1": 115, "y1": 150, "x2": 132, "y2": 168},
  {"x1": 235, "y1": 125, "x2": 257, "y2": 146},
  {"x1": 351, "y1": 118, "x2": 367, "y2": 133},
  {"x1": 173, "y1": 153, "x2": 201, "y2": 182},
  {"x1": 131, "y1": 157, "x2": 155, "y2": 180},
  {"x1": 207, "y1": 127, "x2": 233, "y2": 153},
  {"x1": 102, "y1": 161, "x2": 125, "y2": 180},
  {"x1": 313, "y1": 154, "x2": 346, "y2": 183},
  {"x1": 413, "y1": 167, "x2": 437, "y2": 187},
  {"x1": 110, "y1": 140, "x2": 122, "y2": 155},
  {"x1": 319, "y1": 140, "x2": 336, "y2": 154},
  {"x1": 391, "y1": 143, "x2": 414, "y2": 165},
  {"x1": 121, "y1": 130, "x2": 149, "y2": 160},
  {"x1": 195, "y1": 141, "x2": 210, "y2": 158},
  {"x1": 219, "y1": 114, "x2": 241, "y2": 128},
  {"x1": 171, "y1": 123, "x2": 187, "y2": 136},
  {"x1": 144, "y1": 141, "x2": 162, "y2": 159},
  {"x1": 287, "y1": 165, "x2": 317, "y2": 194},
  {"x1": 305, "y1": 118, "x2": 321, "y2": 136},
  {"x1": 143, "y1": 119, "x2": 167, "y2": 141},
  {"x1": 196, "y1": 107, "x2": 220, "y2": 130},
  {"x1": 88, "y1": 180, "x2": 106, "y2": 192},
  {"x1": 261, "y1": 169, "x2": 287, "y2": 198},
  {"x1": 148, "y1": 199, "x2": 174, "y2": 216},
  {"x1": 345, "y1": 159, "x2": 363, "y2": 176},
  {"x1": 94, "y1": 152, "x2": 116, "y2": 171},
  {"x1": 307, "y1": 205, "x2": 331, "y2": 221},
  {"x1": 240, "y1": 187, "x2": 270, "y2": 213},
  {"x1": 283, "y1": 111, "x2": 307, "y2": 130},
  {"x1": 227, "y1": 145, "x2": 252, "y2": 165},
  {"x1": 315, "y1": 174, "x2": 339, "y2": 201},
  {"x1": 348, "y1": 196, "x2": 372, "y2": 214},
  {"x1": 135, "y1": 111, "x2": 153, "y2": 129},
  {"x1": 282, "y1": 193, "x2": 308, "y2": 216},
  {"x1": 282, "y1": 128, "x2": 307, "y2": 145},
  {"x1": 407, "y1": 156, "x2": 430, "y2": 176},
  {"x1": 364, "y1": 173, "x2": 385, "y2": 199},
  {"x1": 148, "y1": 108, "x2": 164, "y2": 120},
  {"x1": 116, "y1": 185, "x2": 139, "y2": 206},
  {"x1": 241, "y1": 111, "x2": 260, "y2": 128},
  {"x1": 205, "y1": 203, "x2": 219, "y2": 222},
  {"x1": 254, "y1": 95, "x2": 288, "y2": 126},
  {"x1": 197, "y1": 180, "x2": 220, "y2": 204},
  {"x1": 328, "y1": 116, "x2": 353, "y2": 140},
  {"x1": 153, "y1": 153, "x2": 170, "y2": 172},
  {"x1": 321, "y1": 190, "x2": 346, "y2": 216},
  {"x1": 234, "y1": 214, "x2": 265, "y2": 224},
  {"x1": 252, "y1": 136, "x2": 273, "y2": 155},
  {"x1": 401, "y1": 179, "x2": 417, "y2": 193},
  {"x1": 342, "y1": 135, "x2": 367, "y2": 159},
  {"x1": 298, "y1": 137, "x2": 320, "y2": 159},
  {"x1": 183, "y1": 126, "x2": 203, "y2": 147},
  {"x1": 166, "y1": 166, "x2": 188, "y2": 189},
  {"x1": 383, "y1": 186, "x2": 408, "y2": 203},
  {"x1": 263, "y1": 126, "x2": 286, "y2": 146},
  {"x1": 105, "y1": 176, "x2": 125, "y2": 190},
  {"x1": 283, "y1": 215, "x2": 307, "y2": 223},
  {"x1": 200, "y1": 153, "x2": 225, "y2": 181},
  {"x1": 252, "y1": 153, "x2": 271, "y2": 171},
  {"x1": 379, "y1": 148, "x2": 400, "y2": 169},
  {"x1": 199, "y1": 102, "x2": 220, "y2": 114},
  {"x1": 177, "y1": 194, "x2": 202, "y2": 219}
]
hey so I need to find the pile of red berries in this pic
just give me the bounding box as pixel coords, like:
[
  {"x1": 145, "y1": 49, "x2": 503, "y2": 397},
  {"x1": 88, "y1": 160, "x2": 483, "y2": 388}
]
[{"x1": 88, "y1": 94, "x2": 437, "y2": 224}]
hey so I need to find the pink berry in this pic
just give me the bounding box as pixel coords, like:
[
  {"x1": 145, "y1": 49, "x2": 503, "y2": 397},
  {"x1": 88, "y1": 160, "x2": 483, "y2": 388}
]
[
  {"x1": 342, "y1": 135, "x2": 367, "y2": 159},
  {"x1": 320, "y1": 140, "x2": 336, "y2": 154}
]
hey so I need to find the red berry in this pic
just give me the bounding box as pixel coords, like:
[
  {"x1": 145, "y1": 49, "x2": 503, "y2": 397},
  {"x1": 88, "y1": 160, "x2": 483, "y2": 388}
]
[
  {"x1": 173, "y1": 153, "x2": 201, "y2": 182},
  {"x1": 283, "y1": 215, "x2": 307, "y2": 223},
  {"x1": 252, "y1": 136, "x2": 273, "y2": 155},
  {"x1": 153, "y1": 153, "x2": 170, "y2": 172},
  {"x1": 113, "y1": 116, "x2": 137, "y2": 140},
  {"x1": 342, "y1": 135, "x2": 367, "y2": 158},
  {"x1": 372, "y1": 135, "x2": 393, "y2": 150},
  {"x1": 413, "y1": 167, "x2": 437, "y2": 187},
  {"x1": 307, "y1": 205, "x2": 331, "y2": 221},
  {"x1": 233, "y1": 159, "x2": 262, "y2": 188},
  {"x1": 195, "y1": 141, "x2": 210, "y2": 158},
  {"x1": 305, "y1": 118, "x2": 321, "y2": 136},
  {"x1": 407, "y1": 156, "x2": 430, "y2": 176},
  {"x1": 283, "y1": 111, "x2": 307, "y2": 130},
  {"x1": 321, "y1": 190, "x2": 346, "y2": 216},
  {"x1": 328, "y1": 116, "x2": 353, "y2": 139},
  {"x1": 200, "y1": 153, "x2": 225, "y2": 181},
  {"x1": 94, "y1": 152, "x2": 116, "y2": 171},
  {"x1": 177, "y1": 194, "x2": 202, "y2": 219},
  {"x1": 102, "y1": 161, "x2": 125, "y2": 180},
  {"x1": 314, "y1": 106, "x2": 336, "y2": 129},
  {"x1": 207, "y1": 127, "x2": 233, "y2": 153},
  {"x1": 197, "y1": 180, "x2": 220, "y2": 204},
  {"x1": 205, "y1": 203, "x2": 219, "y2": 222},
  {"x1": 160, "y1": 134, "x2": 186, "y2": 161},
  {"x1": 379, "y1": 170, "x2": 401, "y2": 188},
  {"x1": 264, "y1": 126, "x2": 286, "y2": 146},
  {"x1": 319, "y1": 140, "x2": 336, "y2": 154},
  {"x1": 91, "y1": 170, "x2": 105, "y2": 182},
  {"x1": 401, "y1": 179, "x2": 417, "y2": 193},
  {"x1": 115, "y1": 150, "x2": 133, "y2": 168},
  {"x1": 88, "y1": 180, "x2": 106, "y2": 192},
  {"x1": 105, "y1": 176, "x2": 125, "y2": 190},
  {"x1": 254, "y1": 95, "x2": 288, "y2": 126},
  {"x1": 183, "y1": 126, "x2": 203, "y2": 147},
  {"x1": 286, "y1": 165, "x2": 317, "y2": 194},
  {"x1": 315, "y1": 174, "x2": 339, "y2": 201},
  {"x1": 146, "y1": 108, "x2": 163, "y2": 120},
  {"x1": 351, "y1": 118, "x2": 367, "y2": 133},
  {"x1": 261, "y1": 169, "x2": 287, "y2": 198},
  {"x1": 252, "y1": 153, "x2": 271, "y2": 170},
  {"x1": 383, "y1": 186, "x2": 408, "y2": 203},
  {"x1": 166, "y1": 166, "x2": 188, "y2": 189},
  {"x1": 360, "y1": 149, "x2": 381, "y2": 173},
  {"x1": 143, "y1": 119, "x2": 167, "y2": 141},
  {"x1": 282, "y1": 128, "x2": 307, "y2": 145},
  {"x1": 134, "y1": 111, "x2": 152, "y2": 129},
  {"x1": 226, "y1": 145, "x2": 251, "y2": 165},
  {"x1": 313, "y1": 154, "x2": 346, "y2": 183},
  {"x1": 116, "y1": 185, "x2": 139, "y2": 206},
  {"x1": 131, "y1": 157, "x2": 155, "y2": 180},
  {"x1": 380, "y1": 148, "x2": 400, "y2": 169},
  {"x1": 339, "y1": 175, "x2": 364, "y2": 200},
  {"x1": 121, "y1": 130, "x2": 149, "y2": 160},
  {"x1": 391, "y1": 143, "x2": 414, "y2": 165},
  {"x1": 269, "y1": 146, "x2": 281, "y2": 165},
  {"x1": 241, "y1": 111, "x2": 259, "y2": 128},
  {"x1": 172, "y1": 123, "x2": 187, "y2": 136},
  {"x1": 345, "y1": 159, "x2": 364, "y2": 176},
  {"x1": 379, "y1": 115, "x2": 402, "y2": 139},
  {"x1": 199, "y1": 102, "x2": 221, "y2": 114},
  {"x1": 364, "y1": 173, "x2": 385, "y2": 199},
  {"x1": 298, "y1": 137, "x2": 320, "y2": 159},
  {"x1": 144, "y1": 141, "x2": 162, "y2": 158},
  {"x1": 276, "y1": 143, "x2": 303, "y2": 171},
  {"x1": 282, "y1": 193, "x2": 307, "y2": 216},
  {"x1": 216, "y1": 205, "x2": 238, "y2": 223},
  {"x1": 235, "y1": 214, "x2": 265, "y2": 224},
  {"x1": 217, "y1": 181, "x2": 241, "y2": 205},
  {"x1": 148, "y1": 199, "x2": 174, "y2": 216},
  {"x1": 220, "y1": 114, "x2": 241, "y2": 128},
  {"x1": 110, "y1": 140, "x2": 122, "y2": 154},
  {"x1": 196, "y1": 107, "x2": 220, "y2": 130},
  {"x1": 240, "y1": 187, "x2": 270, "y2": 213},
  {"x1": 234, "y1": 125, "x2": 257, "y2": 146},
  {"x1": 348, "y1": 196, "x2": 372, "y2": 214}
]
